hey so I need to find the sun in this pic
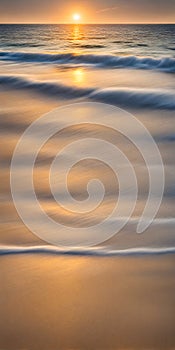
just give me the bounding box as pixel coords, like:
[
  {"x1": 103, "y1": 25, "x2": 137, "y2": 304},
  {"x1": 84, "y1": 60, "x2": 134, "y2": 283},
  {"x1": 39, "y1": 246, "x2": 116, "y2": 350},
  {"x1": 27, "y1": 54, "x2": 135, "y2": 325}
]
[{"x1": 73, "y1": 13, "x2": 81, "y2": 22}]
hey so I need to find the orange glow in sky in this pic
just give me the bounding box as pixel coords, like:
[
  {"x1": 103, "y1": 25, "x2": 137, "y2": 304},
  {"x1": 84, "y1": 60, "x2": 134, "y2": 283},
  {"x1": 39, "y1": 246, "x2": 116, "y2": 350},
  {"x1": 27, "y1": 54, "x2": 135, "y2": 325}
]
[{"x1": 0, "y1": 2, "x2": 175, "y2": 24}]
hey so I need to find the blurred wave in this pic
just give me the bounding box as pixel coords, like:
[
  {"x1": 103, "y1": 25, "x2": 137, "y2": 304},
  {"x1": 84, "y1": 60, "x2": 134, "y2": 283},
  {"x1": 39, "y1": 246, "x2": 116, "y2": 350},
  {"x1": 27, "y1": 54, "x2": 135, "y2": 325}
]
[
  {"x1": 0, "y1": 51, "x2": 175, "y2": 72},
  {"x1": 1, "y1": 75, "x2": 175, "y2": 110},
  {"x1": 1, "y1": 245, "x2": 175, "y2": 257}
]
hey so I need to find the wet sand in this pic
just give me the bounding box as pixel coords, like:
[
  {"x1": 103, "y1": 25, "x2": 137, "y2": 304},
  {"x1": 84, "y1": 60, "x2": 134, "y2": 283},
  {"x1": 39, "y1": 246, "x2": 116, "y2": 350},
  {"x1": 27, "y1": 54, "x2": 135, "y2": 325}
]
[{"x1": 0, "y1": 254, "x2": 175, "y2": 349}]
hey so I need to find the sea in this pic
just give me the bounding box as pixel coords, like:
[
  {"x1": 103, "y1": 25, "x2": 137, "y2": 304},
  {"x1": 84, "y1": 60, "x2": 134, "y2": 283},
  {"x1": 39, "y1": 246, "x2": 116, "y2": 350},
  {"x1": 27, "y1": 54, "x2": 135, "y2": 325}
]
[{"x1": 0, "y1": 24, "x2": 175, "y2": 253}]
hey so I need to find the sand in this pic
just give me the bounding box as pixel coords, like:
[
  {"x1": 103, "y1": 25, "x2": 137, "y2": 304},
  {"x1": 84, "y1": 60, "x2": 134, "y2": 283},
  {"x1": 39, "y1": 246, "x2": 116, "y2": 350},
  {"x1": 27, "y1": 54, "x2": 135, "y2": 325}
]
[{"x1": 0, "y1": 254, "x2": 175, "y2": 349}]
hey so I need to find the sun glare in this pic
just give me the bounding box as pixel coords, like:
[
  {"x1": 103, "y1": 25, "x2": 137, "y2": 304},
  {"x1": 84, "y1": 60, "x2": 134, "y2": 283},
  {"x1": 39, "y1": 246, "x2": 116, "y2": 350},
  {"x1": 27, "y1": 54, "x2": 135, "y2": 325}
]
[{"x1": 73, "y1": 13, "x2": 81, "y2": 22}]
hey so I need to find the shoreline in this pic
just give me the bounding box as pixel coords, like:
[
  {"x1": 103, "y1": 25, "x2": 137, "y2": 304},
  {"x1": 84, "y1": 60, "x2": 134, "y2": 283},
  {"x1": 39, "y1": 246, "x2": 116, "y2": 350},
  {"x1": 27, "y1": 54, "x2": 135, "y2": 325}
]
[{"x1": 1, "y1": 244, "x2": 175, "y2": 257}]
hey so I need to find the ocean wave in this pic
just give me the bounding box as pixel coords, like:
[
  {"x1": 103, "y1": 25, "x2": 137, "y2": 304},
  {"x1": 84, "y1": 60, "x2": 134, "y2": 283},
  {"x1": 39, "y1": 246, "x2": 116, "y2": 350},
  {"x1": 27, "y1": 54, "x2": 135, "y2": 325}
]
[
  {"x1": 0, "y1": 43, "x2": 45, "y2": 48},
  {"x1": 0, "y1": 75, "x2": 94, "y2": 99},
  {"x1": 90, "y1": 87, "x2": 175, "y2": 109},
  {"x1": 0, "y1": 51, "x2": 175, "y2": 72},
  {"x1": 0, "y1": 245, "x2": 175, "y2": 257},
  {"x1": 72, "y1": 44, "x2": 106, "y2": 49},
  {"x1": 1, "y1": 75, "x2": 175, "y2": 110}
]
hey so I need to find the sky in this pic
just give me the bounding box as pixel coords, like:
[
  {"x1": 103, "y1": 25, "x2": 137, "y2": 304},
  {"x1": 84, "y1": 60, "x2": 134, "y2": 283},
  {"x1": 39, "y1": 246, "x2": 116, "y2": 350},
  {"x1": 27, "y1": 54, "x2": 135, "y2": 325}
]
[{"x1": 0, "y1": 0, "x2": 175, "y2": 24}]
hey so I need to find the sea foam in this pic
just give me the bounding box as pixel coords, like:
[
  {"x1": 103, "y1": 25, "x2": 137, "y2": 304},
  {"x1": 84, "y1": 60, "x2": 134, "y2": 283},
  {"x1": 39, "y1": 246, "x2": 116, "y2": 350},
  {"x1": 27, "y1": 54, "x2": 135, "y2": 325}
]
[{"x1": 0, "y1": 245, "x2": 175, "y2": 257}]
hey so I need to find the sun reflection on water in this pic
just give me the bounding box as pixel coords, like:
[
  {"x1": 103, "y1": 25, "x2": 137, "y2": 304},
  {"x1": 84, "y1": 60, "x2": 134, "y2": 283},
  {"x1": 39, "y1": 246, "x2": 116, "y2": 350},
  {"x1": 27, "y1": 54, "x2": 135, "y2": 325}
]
[{"x1": 72, "y1": 24, "x2": 83, "y2": 41}]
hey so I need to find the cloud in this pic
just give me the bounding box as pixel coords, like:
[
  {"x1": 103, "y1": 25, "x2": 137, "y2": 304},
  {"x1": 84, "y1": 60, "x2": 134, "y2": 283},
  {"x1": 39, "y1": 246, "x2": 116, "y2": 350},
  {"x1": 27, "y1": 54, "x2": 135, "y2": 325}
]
[{"x1": 96, "y1": 6, "x2": 118, "y2": 13}]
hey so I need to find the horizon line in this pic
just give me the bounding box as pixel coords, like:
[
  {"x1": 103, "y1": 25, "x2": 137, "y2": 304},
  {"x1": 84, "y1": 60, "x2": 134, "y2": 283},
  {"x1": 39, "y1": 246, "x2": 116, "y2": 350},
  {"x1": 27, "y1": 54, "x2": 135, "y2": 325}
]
[{"x1": 0, "y1": 22, "x2": 175, "y2": 25}]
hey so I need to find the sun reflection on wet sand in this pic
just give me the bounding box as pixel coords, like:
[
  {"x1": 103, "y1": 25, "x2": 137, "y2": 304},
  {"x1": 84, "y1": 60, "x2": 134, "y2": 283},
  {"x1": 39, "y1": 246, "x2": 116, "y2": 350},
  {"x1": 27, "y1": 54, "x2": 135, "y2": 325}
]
[{"x1": 72, "y1": 68, "x2": 85, "y2": 84}]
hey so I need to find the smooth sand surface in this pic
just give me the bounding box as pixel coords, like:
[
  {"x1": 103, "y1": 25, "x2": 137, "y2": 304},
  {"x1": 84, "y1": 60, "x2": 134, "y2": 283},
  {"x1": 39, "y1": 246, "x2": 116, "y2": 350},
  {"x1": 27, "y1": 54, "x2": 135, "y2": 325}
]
[{"x1": 1, "y1": 254, "x2": 175, "y2": 349}]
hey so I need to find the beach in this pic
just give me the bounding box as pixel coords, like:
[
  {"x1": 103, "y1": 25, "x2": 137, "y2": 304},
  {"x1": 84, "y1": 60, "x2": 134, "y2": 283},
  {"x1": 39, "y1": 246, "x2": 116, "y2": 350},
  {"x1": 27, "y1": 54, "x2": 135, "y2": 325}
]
[{"x1": 0, "y1": 24, "x2": 175, "y2": 349}]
